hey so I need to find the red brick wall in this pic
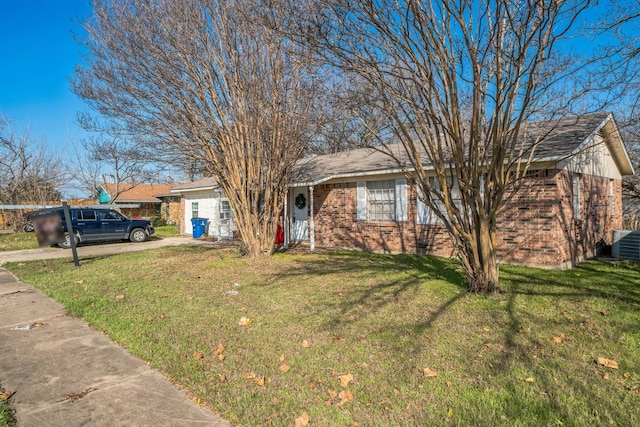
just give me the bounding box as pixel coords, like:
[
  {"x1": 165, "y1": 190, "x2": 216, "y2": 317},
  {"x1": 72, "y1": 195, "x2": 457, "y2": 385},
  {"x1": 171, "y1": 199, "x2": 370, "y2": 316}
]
[
  {"x1": 309, "y1": 170, "x2": 623, "y2": 268},
  {"x1": 312, "y1": 181, "x2": 455, "y2": 257},
  {"x1": 553, "y1": 170, "x2": 622, "y2": 266}
]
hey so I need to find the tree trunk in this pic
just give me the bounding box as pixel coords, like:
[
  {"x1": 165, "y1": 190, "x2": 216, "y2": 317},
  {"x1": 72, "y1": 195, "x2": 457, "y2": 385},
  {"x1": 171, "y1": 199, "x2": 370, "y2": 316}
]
[
  {"x1": 465, "y1": 219, "x2": 500, "y2": 294},
  {"x1": 233, "y1": 209, "x2": 276, "y2": 257}
]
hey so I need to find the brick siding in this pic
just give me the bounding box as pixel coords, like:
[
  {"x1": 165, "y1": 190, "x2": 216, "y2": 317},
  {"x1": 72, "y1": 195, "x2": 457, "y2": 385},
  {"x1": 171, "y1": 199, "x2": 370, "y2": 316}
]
[{"x1": 309, "y1": 170, "x2": 622, "y2": 268}]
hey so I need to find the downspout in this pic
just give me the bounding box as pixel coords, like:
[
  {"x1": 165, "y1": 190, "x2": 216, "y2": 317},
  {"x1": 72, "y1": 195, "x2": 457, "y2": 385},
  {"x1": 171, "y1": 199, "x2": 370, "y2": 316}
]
[{"x1": 309, "y1": 185, "x2": 315, "y2": 252}]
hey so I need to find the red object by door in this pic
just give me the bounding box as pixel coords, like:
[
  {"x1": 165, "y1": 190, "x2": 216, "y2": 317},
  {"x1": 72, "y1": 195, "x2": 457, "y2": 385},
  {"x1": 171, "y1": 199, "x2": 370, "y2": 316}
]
[{"x1": 275, "y1": 222, "x2": 284, "y2": 245}]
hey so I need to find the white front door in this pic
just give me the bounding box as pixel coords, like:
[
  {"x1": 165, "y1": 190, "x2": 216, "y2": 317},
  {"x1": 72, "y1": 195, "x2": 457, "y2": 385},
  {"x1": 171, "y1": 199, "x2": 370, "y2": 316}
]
[{"x1": 291, "y1": 187, "x2": 308, "y2": 241}]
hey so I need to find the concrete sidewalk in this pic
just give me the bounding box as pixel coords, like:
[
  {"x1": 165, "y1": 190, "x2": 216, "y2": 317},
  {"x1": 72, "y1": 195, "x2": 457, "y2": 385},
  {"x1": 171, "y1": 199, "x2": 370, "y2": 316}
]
[{"x1": 0, "y1": 268, "x2": 230, "y2": 426}]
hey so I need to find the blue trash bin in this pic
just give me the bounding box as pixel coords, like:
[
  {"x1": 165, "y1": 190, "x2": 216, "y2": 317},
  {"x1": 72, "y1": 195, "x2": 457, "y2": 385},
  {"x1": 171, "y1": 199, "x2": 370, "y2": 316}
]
[{"x1": 191, "y1": 218, "x2": 208, "y2": 238}]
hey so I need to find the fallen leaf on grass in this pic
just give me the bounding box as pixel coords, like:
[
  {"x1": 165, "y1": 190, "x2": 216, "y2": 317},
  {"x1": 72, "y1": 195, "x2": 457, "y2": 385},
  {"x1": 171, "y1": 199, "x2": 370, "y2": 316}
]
[
  {"x1": 278, "y1": 364, "x2": 290, "y2": 372},
  {"x1": 255, "y1": 376, "x2": 265, "y2": 387},
  {"x1": 446, "y1": 381, "x2": 453, "y2": 387},
  {"x1": 302, "y1": 340, "x2": 312, "y2": 348},
  {"x1": 393, "y1": 388, "x2": 400, "y2": 396},
  {"x1": 552, "y1": 336, "x2": 563, "y2": 343},
  {"x1": 213, "y1": 343, "x2": 225, "y2": 355},
  {"x1": 0, "y1": 390, "x2": 15, "y2": 401},
  {"x1": 238, "y1": 317, "x2": 253, "y2": 326},
  {"x1": 279, "y1": 354, "x2": 285, "y2": 363},
  {"x1": 115, "y1": 294, "x2": 125, "y2": 300},
  {"x1": 518, "y1": 327, "x2": 527, "y2": 333},
  {"x1": 338, "y1": 373, "x2": 354, "y2": 387},
  {"x1": 597, "y1": 357, "x2": 619, "y2": 369},
  {"x1": 336, "y1": 390, "x2": 354, "y2": 407},
  {"x1": 423, "y1": 368, "x2": 439, "y2": 378},
  {"x1": 217, "y1": 354, "x2": 225, "y2": 361},
  {"x1": 447, "y1": 408, "x2": 453, "y2": 418},
  {"x1": 294, "y1": 411, "x2": 309, "y2": 427},
  {"x1": 17, "y1": 262, "x2": 25, "y2": 266},
  {"x1": 193, "y1": 352, "x2": 204, "y2": 360},
  {"x1": 603, "y1": 372, "x2": 610, "y2": 380},
  {"x1": 73, "y1": 280, "x2": 84, "y2": 285},
  {"x1": 218, "y1": 374, "x2": 227, "y2": 383},
  {"x1": 483, "y1": 327, "x2": 491, "y2": 332},
  {"x1": 244, "y1": 372, "x2": 256, "y2": 379},
  {"x1": 32, "y1": 322, "x2": 44, "y2": 328},
  {"x1": 525, "y1": 377, "x2": 535, "y2": 382}
]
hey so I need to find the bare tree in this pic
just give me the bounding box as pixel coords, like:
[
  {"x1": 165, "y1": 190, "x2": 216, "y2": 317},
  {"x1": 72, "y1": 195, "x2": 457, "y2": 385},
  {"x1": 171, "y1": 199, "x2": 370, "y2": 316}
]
[
  {"x1": 73, "y1": 0, "x2": 320, "y2": 256},
  {"x1": 289, "y1": 0, "x2": 593, "y2": 292},
  {"x1": 0, "y1": 115, "x2": 63, "y2": 231},
  {"x1": 74, "y1": 135, "x2": 157, "y2": 201},
  {"x1": 600, "y1": 0, "x2": 640, "y2": 204},
  {"x1": 308, "y1": 76, "x2": 391, "y2": 154}
]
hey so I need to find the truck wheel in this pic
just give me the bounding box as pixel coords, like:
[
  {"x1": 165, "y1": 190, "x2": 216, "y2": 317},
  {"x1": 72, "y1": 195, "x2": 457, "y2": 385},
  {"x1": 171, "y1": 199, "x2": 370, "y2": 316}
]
[
  {"x1": 58, "y1": 233, "x2": 79, "y2": 249},
  {"x1": 129, "y1": 228, "x2": 148, "y2": 242}
]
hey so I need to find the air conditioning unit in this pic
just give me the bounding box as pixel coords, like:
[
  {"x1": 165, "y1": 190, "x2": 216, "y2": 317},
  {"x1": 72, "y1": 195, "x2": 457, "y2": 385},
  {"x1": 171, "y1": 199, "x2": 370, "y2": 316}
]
[{"x1": 612, "y1": 230, "x2": 640, "y2": 260}]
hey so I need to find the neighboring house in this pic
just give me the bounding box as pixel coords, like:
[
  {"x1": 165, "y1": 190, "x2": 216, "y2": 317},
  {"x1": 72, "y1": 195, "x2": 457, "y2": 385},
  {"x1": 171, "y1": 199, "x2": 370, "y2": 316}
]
[
  {"x1": 286, "y1": 112, "x2": 634, "y2": 268},
  {"x1": 98, "y1": 183, "x2": 172, "y2": 218},
  {"x1": 154, "y1": 193, "x2": 183, "y2": 225},
  {"x1": 170, "y1": 178, "x2": 236, "y2": 239}
]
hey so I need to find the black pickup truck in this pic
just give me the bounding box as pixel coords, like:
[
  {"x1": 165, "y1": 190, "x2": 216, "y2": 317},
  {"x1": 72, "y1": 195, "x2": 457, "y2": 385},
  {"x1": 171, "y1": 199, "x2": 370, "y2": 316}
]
[{"x1": 28, "y1": 207, "x2": 155, "y2": 248}]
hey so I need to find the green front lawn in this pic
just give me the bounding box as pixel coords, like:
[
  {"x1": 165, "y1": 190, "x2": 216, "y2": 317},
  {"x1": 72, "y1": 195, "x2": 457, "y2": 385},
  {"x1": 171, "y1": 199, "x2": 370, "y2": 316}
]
[
  {"x1": 152, "y1": 224, "x2": 181, "y2": 238},
  {"x1": 6, "y1": 248, "x2": 640, "y2": 426},
  {"x1": 0, "y1": 233, "x2": 38, "y2": 251}
]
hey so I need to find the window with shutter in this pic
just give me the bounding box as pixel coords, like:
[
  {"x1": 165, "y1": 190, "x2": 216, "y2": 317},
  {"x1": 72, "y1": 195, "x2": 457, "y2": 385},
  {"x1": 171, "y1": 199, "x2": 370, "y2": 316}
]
[{"x1": 367, "y1": 180, "x2": 395, "y2": 222}]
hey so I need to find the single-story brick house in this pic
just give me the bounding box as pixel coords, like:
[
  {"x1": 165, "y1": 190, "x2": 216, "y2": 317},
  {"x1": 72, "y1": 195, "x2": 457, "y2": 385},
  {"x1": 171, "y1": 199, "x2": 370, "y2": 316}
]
[
  {"x1": 170, "y1": 178, "x2": 236, "y2": 239},
  {"x1": 98, "y1": 183, "x2": 172, "y2": 218},
  {"x1": 286, "y1": 112, "x2": 635, "y2": 268}
]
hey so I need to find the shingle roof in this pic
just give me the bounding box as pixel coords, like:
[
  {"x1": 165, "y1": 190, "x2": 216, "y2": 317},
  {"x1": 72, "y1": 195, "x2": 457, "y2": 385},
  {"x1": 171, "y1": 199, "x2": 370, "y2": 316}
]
[
  {"x1": 100, "y1": 183, "x2": 173, "y2": 203},
  {"x1": 292, "y1": 112, "x2": 628, "y2": 185},
  {"x1": 170, "y1": 177, "x2": 219, "y2": 192}
]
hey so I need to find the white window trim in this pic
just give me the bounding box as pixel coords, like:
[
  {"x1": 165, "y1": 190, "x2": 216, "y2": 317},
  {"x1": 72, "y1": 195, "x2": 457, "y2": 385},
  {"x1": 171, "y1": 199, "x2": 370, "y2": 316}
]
[{"x1": 367, "y1": 180, "x2": 396, "y2": 222}]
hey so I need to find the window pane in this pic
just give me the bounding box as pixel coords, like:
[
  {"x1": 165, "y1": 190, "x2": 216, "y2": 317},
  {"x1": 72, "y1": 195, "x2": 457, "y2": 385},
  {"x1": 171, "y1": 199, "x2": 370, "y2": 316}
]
[{"x1": 80, "y1": 210, "x2": 96, "y2": 220}]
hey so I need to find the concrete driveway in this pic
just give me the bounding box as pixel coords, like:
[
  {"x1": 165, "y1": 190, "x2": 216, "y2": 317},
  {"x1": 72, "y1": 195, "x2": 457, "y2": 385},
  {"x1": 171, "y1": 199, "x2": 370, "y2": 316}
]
[{"x1": 0, "y1": 236, "x2": 208, "y2": 265}]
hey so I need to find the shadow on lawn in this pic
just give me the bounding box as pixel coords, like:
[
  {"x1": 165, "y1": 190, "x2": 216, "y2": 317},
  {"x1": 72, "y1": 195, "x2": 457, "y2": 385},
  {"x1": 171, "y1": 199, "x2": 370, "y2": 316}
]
[
  {"x1": 492, "y1": 261, "x2": 640, "y2": 423},
  {"x1": 504, "y1": 262, "x2": 640, "y2": 306},
  {"x1": 268, "y1": 250, "x2": 470, "y2": 356}
]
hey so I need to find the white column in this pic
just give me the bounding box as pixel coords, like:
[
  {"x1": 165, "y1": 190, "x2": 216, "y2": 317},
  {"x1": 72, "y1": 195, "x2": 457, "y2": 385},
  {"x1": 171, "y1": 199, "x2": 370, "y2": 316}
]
[
  {"x1": 283, "y1": 190, "x2": 289, "y2": 249},
  {"x1": 309, "y1": 185, "x2": 315, "y2": 252}
]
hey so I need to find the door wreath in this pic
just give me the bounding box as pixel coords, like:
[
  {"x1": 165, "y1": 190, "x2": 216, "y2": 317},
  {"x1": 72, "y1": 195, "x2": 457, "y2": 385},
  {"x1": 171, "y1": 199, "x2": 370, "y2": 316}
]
[{"x1": 295, "y1": 193, "x2": 307, "y2": 210}]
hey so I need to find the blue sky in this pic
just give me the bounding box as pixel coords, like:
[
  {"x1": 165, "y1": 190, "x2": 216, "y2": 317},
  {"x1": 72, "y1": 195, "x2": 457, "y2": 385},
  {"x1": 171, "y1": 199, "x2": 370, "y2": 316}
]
[
  {"x1": 0, "y1": 0, "x2": 91, "y2": 151},
  {"x1": 0, "y1": 0, "x2": 636, "y2": 158}
]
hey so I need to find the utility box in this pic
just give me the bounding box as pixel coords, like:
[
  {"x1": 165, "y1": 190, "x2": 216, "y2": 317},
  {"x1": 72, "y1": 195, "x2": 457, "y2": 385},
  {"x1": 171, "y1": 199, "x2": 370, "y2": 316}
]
[{"x1": 612, "y1": 230, "x2": 640, "y2": 260}]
